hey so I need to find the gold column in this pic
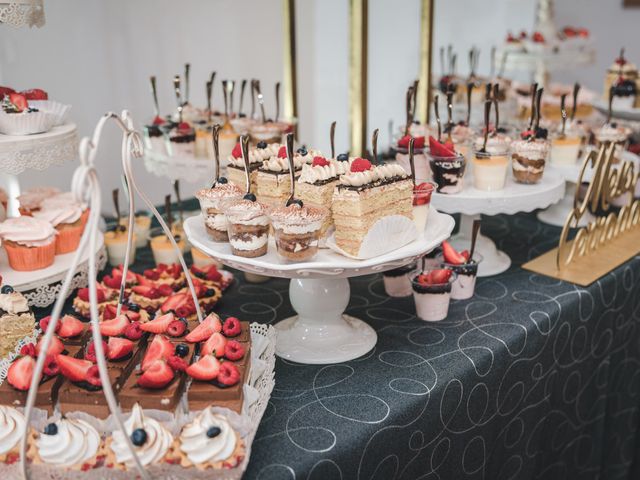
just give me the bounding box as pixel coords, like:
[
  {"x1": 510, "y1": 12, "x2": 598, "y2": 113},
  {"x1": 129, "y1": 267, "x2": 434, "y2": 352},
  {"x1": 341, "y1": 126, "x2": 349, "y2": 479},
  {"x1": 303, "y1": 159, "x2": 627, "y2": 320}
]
[
  {"x1": 349, "y1": 0, "x2": 368, "y2": 156},
  {"x1": 283, "y1": 0, "x2": 298, "y2": 130},
  {"x1": 417, "y1": 0, "x2": 434, "y2": 124}
]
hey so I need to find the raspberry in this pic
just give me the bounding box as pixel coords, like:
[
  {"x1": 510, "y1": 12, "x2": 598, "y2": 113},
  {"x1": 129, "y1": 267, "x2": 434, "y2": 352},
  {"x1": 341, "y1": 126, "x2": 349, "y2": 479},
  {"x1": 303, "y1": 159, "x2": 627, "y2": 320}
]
[
  {"x1": 312, "y1": 156, "x2": 330, "y2": 167},
  {"x1": 167, "y1": 355, "x2": 188, "y2": 372},
  {"x1": 217, "y1": 362, "x2": 240, "y2": 386},
  {"x1": 277, "y1": 146, "x2": 288, "y2": 158},
  {"x1": 167, "y1": 320, "x2": 187, "y2": 337},
  {"x1": 231, "y1": 143, "x2": 242, "y2": 159},
  {"x1": 124, "y1": 321, "x2": 143, "y2": 340},
  {"x1": 350, "y1": 158, "x2": 372, "y2": 172},
  {"x1": 222, "y1": 317, "x2": 242, "y2": 337},
  {"x1": 20, "y1": 344, "x2": 36, "y2": 357},
  {"x1": 224, "y1": 341, "x2": 245, "y2": 361}
]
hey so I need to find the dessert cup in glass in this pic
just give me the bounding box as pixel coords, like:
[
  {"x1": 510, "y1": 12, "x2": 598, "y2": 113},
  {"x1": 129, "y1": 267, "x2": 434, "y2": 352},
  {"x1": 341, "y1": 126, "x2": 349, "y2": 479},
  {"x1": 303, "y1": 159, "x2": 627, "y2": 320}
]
[
  {"x1": 438, "y1": 253, "x2": 483, "y2": 300},
  {"x1": 550, "y1": 130, "x2": 582, "y2": 166},
  {"x1": 194, "y1": 121, "x2": 213, "y2": 159},
  {"x1": 148, "y1": 226, "x2": 186, "y2": 266},
  {"x1": 166, "y1": 126, "x2": 196, "y2": 157},
  {"x1": 395, "y1": 135, "x2": 430, "y2": 181},
  {"x1": 143, "y1": 124, "x2": 166, "y2": 155},
  {"x1": 195, "y1": 184, "x2": 242, "y2": 242},
  {"x1": 448, "y1": 124, "x2": 475, "y2": 161},
  {"x1": 250, "y1": 122, "x2": 283, "y2": 145},
  {"x1": 383, "y1": 263, "x2": 417, "y2": 297},
  {"x1": 593, "y1": 123, "x2": 631, "y2": 163},
  {"x1": 134, "y1": 211, "x2": 152, "y2": 248},
  {"x1": 411, "y1": 270, "x2": 456, "y2": 322},
  {"x1": 224, "y1": 198, "x2": 270, "y2": 258},
  {"x1": 429, "y1": 152, "x2": 465, "y2": 194},
  {"x1": 511, "y1": 138, "x2": 549, "y2": 184},
  {"x1": 471, "y1": 146, "x2": 510, "y2": 191},
  {"x1": 269, "y1": 203, "x2": 327, "y2": 262},
  {"x1": 104, "y1": 223, "x2": 137, "y2": 266},
  {"x1": 191, "y1": 246, "x2": 223, "y2": 269},
  {"x1": 412, "y1": 181, "x2": 436, "y2": 233}
]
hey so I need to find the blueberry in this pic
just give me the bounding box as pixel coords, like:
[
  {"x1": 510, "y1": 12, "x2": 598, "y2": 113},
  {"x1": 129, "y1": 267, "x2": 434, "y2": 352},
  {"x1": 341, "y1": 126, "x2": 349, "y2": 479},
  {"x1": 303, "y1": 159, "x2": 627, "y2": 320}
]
[
  {"x1": 243, "y1": 193, "x2": 257, "y2": 202},
  {"x1": 336, "y1": 153, "x2": 349, "y2": 162},
  {"x1": 175, "y1": 344, "x2": 189, "y2": 357},
  {"x1": 131, "y1": 428, "x2": 147, "y2": 446},
  {"x1": 205, "y1": 289, "x2": 215, "y2": 297},
  {"x1": 217, "y1": 177, "x2": 228, "y2": 184},
  {"x1": 206, "y1": 426, "x2": 221, "y2": 438},
  {"x1": 43, "y1": 423, "x2": 58, "y2": 435},
  {"x1": 297, "y1": 147, "x2": 308, "y2": 156},
  {"x1": 611, "y1": 122, "x2": 618, "y2": 128},
  {"x1": 1, "y1": 285, "x2": 14, "y2": 294},
  {"x1": 127, "y1": 303, "x2": 140, "y2": 312},
  {"x1": 256, "y1": 141, "x2": 267, "y2": 149}
]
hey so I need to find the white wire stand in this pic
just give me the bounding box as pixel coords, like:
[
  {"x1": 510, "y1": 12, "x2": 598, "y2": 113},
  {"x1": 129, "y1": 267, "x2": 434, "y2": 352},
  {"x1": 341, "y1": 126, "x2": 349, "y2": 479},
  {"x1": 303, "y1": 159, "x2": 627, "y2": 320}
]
[
  {"x1": 431, "y1": 168, "x2": 565, "y2": 277},
  {"x1": 184, "y1": 207, "x2": 455, "y2": 365}
]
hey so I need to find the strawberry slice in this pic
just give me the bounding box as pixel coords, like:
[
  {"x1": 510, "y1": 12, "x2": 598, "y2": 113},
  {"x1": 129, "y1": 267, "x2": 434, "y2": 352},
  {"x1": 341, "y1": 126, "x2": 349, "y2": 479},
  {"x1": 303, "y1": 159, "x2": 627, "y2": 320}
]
[
  {"x1": 231, "y1": 143, "x2": 242, "y2": 159},
  {"x1": 76, "y1": 287, "x2": 107, "y2": 303},
  {"x1": 99, "y1": 314, "x2": 130, "y2": 337},
  {"x1": 107, "y1": 337, "x2": 135, "y2": 360},
  {"x1": 39, "y1": 315, "x2": 61, "y2": 334},
  {"x1": 84, "y1": 340, "x2": 108, "y2": 363},
  {"x1": 416, "y1": 274, "x2": 431, "y2": 286},
  {"x1": 85, "y1": 365, "x2": 102, "y2": 387},
  {"x1": 124, "y1": 321, "x2": 143, "y2": 340},
  {"x1": 9, "y1": 93, "x2": 27, "y2": 112},
  {"x1": 428, "y1": 136, "x2": 456, "y2": 158},
  {"x1": 43, "y1": 355, "x2": 60, "y2": 377},
  {"x1": 56, "y1": 355, "x2": 93, "y2": 382},
  {"x1": 102, "y1": 273, "x2": 123, "y2": 290},
  {"x1": 442, "y1": 240, "x2": 466, "y2": 265},
  {"x1": 137, "y1": 359, "x2": 174, "y2": 389},
  {"x1": 427, "y1": 269, "x2": 453, "y2": 285},
  {"x1": 57, "y1": 314, "x2": 85, "y2": 338},
  {"x1": 156, "y1": 283, "x2": 174, "y2": 297},
  {"x1": 135, "y1": 274, "x2": 153, "y2": 286},
  {"x1": 460, "y1": 250, "x2": 470, "y2": 261},
  {"x1": 141, "y1": 335, "x2": 174, "y2": 371},
  {"x1": 132, "y1": 285, "x2": 159, "y2": 299},
  {"x1": 205, "y1": 266, "x2": 223, "y2": 282},
  {"x1": 20, "y1": 88, "x2": 48, "y2": 100},
  {"x1": 76, "y1": 288, "x2": 90, "y2": 302},
  {"x1": 112, "y1": 265, "x2": 136, "y2": 284},
  {"x1": 7, "y1": 356, "x2": 34, "y2": 391},
  {"x1": 36, "y1": 336, "x2": 64, "y2": 357},
  {"x1": 186, "y1": 355, "x2": 220, "y2": 381},
  {"x1": 398, "y1": 135, "x2": 426, "y2": 149},
  {"x1": 140, "y1": 312, "x2": 175, "y2": 334},
  {"x1": 200, "y1": 332, "x2": 227, "y2": 358},
  {"x1": 185, "y1": 313, "x2": 222, "y2": 343},
  {"x1": 217, "y1": 362, "x2": 240, "y2": 386},
  {"x1": 0, "y1": 86, "x2": 15, "y2": 98},
  {"x1": 161, "y1": 292, "x2": 189, "y2": 314},
  {"x1": 102, "y1": 303, "x2": 118, "y2": 320}
]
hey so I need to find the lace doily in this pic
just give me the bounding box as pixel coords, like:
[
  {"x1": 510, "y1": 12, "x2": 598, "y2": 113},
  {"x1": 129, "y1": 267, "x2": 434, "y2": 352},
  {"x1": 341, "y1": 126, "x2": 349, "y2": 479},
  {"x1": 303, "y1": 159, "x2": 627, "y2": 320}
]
[
  {"x1": 0, "y1": 0, "x2": 44, "y2": 28},
  {"x1": 0, "y1": 330, "x2": 38, "y2": 385}
]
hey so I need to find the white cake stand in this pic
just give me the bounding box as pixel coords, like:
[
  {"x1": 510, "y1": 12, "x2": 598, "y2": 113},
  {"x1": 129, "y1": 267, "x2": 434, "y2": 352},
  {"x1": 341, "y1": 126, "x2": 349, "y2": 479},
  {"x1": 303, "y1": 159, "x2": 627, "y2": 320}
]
[
  {"x1": 0, "y1": 233, "x2": 106, "y2": 308},
  {"x1": 593, "y1": 98, "x2": 640, "y2": 122},
  {"x1": 184, "y1": 208, "x2": 455, "y2": 364},
  {"x1": 431, "y1": 168, "x2": 565, "y2": 277},
  {"x1": 143, "y1": 149, "x2": 213, "y2": 183}
]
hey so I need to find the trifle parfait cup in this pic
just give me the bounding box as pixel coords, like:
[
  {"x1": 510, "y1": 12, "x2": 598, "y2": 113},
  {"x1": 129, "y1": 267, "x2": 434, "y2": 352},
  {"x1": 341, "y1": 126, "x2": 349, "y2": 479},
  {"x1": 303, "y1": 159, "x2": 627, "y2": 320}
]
[
  {"x1": 592, "y1": 122, "x2": 632, "y2": 164},
  {"x1": 382, "y1": 263, "x2": 417, "y2": 298},
  {"x1": 428, "y1": 136, "x2": 466, "y2": 194},
  {"x1": 550, "y1": 126, "x2": 582, "y2": 166},
  {"x1": 446, "y1": 123, "x2": 475, "y2": 161},
  {"x1": 195, "y1": 184, "x2": 242, "y2": 242},
  {"x1": 250, "y1": 121, "x2": 285, "y2": 145},
  {"x1": 471, "y1": 138, "x2": 511, "y2": 191},
  {"x1": 411, "y1": 268, "x2": 457, "y2": 322},
  {"x1": 395, "y1": 134, "x2": 429, "y2": 181},
  {"x1": 223, "y1": 197, "x2": 271, "y2": 258},
  {"x1": 511, "y1": 136, "x2": 550, "y2": 184},
  {"x1": 412, "y1": 181, "x2": 437, "y2": 233},
  {"x1": 438, "y1": 252, "x2": 483, "y2": 300},
  {"x1": 269, "y1": 202, "x2": 327, "y2": 262}
]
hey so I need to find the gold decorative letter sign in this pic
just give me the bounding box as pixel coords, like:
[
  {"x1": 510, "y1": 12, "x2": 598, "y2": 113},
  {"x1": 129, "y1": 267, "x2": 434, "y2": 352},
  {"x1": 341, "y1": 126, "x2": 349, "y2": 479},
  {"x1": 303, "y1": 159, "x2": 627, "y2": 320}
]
[{"x1": 523, "y1": 142, "x2": 640, "y2": 286}]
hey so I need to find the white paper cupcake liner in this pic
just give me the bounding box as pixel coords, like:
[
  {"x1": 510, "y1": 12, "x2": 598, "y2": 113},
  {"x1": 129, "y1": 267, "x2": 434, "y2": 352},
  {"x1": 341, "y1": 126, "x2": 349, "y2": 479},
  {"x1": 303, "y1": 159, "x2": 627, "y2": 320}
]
[
  {"x1": 0, "y1": 110, "x2": 57, "y2": 135},
  {"x1": 28, "y1": 100, "x2": 72, "y2": 126}
]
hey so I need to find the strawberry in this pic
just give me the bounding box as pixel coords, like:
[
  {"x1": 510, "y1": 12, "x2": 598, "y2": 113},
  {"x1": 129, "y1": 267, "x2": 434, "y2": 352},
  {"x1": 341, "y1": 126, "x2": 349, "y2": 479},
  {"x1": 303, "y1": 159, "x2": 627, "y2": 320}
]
[
  {"x1": 178, "y1": 121, "x2": 190, "y2": 131},
  {"x1": 43, "y1": 355, "x2": 60, "y2": 377},
  {"x1": 186, "y1": 355, "x2": 220, "y2": 381},
  {"x1": 85, "y1": 340, "x2": 108, "y2": 363},
  {"x1": 166, "y1": 264, "x2": 182, "y2": 279},
  {"x1": 152, "y1": 115, "x2": 165, "y2": 126},
  {"x1": 398, "y1": 135, "x2": 425, "y2": 149},
  {"x1": 135, "y1": 273, "x2": 153, "y2": 286},
  {"x1": 217, "y1": 362, "x2": 240, "y2": 386},
  {"x1": 9, "y1": 93, "x2": 27, "y2": 112},
  {"x1": 428, "y1": 269, "x2": 453, "y2": 285},
  {"x1": 58, "y1": 314, "x2": 85, "y2": 338},
  {"x1": 428, "y1": 136, "x2": 456, "y2": 158},
  {"x1": 231, "y1": 143, "x2": 242, "y2": 159},
  {"x1": 123, "y1": 308, "x2": 141, "y2": 322},
  {"x1": 312, "y1": 156, "x2": 330, "y2": 167},
  {"x1": 7, "y1": 356, "x2": 34, "y2": 391},
  {"x1": 0, "y1": 86, "x2": 15, "y2": 98},
  {"x1": 224, "y1": 341, "x2": 245, "y2": 361},
  {"x1": 99, "y1": 314, "x2": 130, "y2": 337},
  {"x1": 277, "y1": 146, "x2": 287, "y2": 159},
  {"x1": 350, "y1": 158, "x2": 372, "y2": 172},
  {"x1": 460, "y1": 250, "x2": 470, "y2": 261},
  {"x1": 506, "y1": 32, "x2": 517, "y2": 43},
  {"x1": 413, "y1": 182, "x2": 434, "y2": 206},
  {"x1": 577, "y1": 28, "x2": 588, "y2": 38},
  {"x1": 205, "y1": 266, "x2": 223, "y2": 282},
  {"x1": 532, "y1": 31, "x2": 545, "y2": 43},
  {"x1": 39, "y1": 315, "x2": 61, "y2": 334},
  {"x1": 519, "y1": 30, "x2": 527, "y2": 39},
  {"x1": 20, "y1": 343, "x2": 36, "y2": 357},
  {"x1": 102, "y1": 304, "x2": 118, "y2": 320},
  {"x1": 36, "y1": 336, "x2": 64, "y2": 357},
  {"x1": 520, "y1": 129, "x2": 534, "y2": 140},
  {"x1": 200, "y1": 332, "x2": 227, "y2": 357},
  {"x1": 112, "y1": 264, "x2": 137, "y2": 284},
  {"x1": 107, "y1": 337, "x2": 134, "y2": 360},
  {"x1": 222, "y1": 317, "x2": 242, "y2": 337},
  {"x1": 161, "y1": 292, "x2": 188, "y2": 313},
  {"x1": 157, "y1": 263, "x2": 168, "y2": 272},
  {"x1": 140, "y1": 312, "x2": 175, "y2": 334},
  {"x1": 85, "y1": 365, "x2": 102, "y2": 387},
  {"x1": 143, "y1": 268, "x2": 161, "y2": 280},
  {"x1": 167, "y1": 355, "x2": 188, "y2": 372},
  {"x1": 20, "y1": 88, "x2": 48, "y2": 100},
  {"x1": 56, "y1": 355, "x2": 93, "y2": 382},
  {"x1": 102, "y1": 273, "x2": 122, "y2": 289},
  {"x1": 442, "y1": 240, "x2": 467, "y2": 265},
  {"x1": 167, "y1": 320, "x2": 187, "y2": 337},
  {"x1": 137, "y1": 359, "x2": 174, "y2": 389},
  {"x1": 185, "y1": 313, "x2": 222, "y2": 342},
  {"x1": 76, "y1": 287, "x2": 106, "y2": 303},
  {"x1": 124, "y1": 321, "x2": 144, "y2": 341},
  {"x1": 416, "y1": 273, "x2": 431, "y2": 286},
  {"x1": 141, "y1": 335, "x2": 174, "y2": 371},
  {"x1": 156, "y1": 283, "x2": 174, "y2": 297},
  {"x1": 132, "y1": 285, "x2": 160, "y2": 299}
]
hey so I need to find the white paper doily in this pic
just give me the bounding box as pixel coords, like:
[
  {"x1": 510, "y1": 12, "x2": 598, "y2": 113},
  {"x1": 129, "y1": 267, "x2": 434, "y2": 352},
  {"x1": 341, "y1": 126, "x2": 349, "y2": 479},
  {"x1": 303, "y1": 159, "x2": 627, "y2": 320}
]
[{"x1": 0, "y1": 0, "x2": 45, "y2": 28}]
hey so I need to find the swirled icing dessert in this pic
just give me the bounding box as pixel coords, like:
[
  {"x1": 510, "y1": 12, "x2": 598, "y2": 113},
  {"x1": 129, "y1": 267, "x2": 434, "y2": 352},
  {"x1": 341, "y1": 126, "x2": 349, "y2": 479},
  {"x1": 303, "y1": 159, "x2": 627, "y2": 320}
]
[
  {"x1": 0, "y1": 406, "x2": 27, "y2": 462},
  {"x1": 109, "y1": 404, "x2": 173, "y2": 468},
  {"x1": 196, "y1": 182, "x2": 242, "y2": 242},
  {"x1": 35, "y1": 418, "x2": 101, "y2": 469},
  {"x1": 223, "y1": 198, "x2": 270, "y2": 258},
  {"x1": 270, "y1": 202, "x2": 327, "y2": 261},
  {"x1": 0, "y1": 216, "x2": 58, "y2": 271}
]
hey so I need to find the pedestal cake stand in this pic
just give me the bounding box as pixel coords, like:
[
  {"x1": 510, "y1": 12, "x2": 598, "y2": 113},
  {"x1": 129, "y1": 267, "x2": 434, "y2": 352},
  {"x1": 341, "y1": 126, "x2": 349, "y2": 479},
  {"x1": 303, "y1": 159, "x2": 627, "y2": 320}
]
[
  {"x1": 431, "y1": 168, "x2": 565, "y2": 277},
  {"x1": 184, "y1": 208, "x2": 455, "y2": 364}
]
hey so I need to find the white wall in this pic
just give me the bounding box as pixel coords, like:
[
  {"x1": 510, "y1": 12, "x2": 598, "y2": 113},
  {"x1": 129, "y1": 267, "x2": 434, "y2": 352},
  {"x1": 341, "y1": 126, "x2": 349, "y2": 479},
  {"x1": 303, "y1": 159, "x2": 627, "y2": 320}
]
[{"x1": 1, "y1": 0, "x2": 639, "y2": 212}]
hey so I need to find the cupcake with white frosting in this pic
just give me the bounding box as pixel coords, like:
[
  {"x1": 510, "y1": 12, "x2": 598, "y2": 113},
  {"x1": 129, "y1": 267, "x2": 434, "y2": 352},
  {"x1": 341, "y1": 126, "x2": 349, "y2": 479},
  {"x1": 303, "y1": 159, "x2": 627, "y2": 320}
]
[
  {"x1": 0, "y1": 406, "x2": 33, "y2": 465},
  {"x1": 16, "y1": 186, "x2": 60, "y2": 216},
  {"x1": 33, "y1": 417, "x2": 103, "y2": 471},
  {"x1": 170, "y1": 408, "x2": 245, "y2": 470},
  {"x1": 33, "y1": 198, "x2": 85, "y2": 254},
  {"x1": 0, "y1": 216, "x2": 57, "y2": 271},
  {"x1": 106, "y1": 403, "x2": 173, "y2": 470}
]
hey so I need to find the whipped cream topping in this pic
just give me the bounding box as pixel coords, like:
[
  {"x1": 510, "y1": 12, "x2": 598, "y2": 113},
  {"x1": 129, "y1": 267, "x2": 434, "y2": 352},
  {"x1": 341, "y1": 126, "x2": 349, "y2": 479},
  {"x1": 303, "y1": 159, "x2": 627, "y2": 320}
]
[
  {"x1": 270, "y1": 204, "x2": 326, "y2": 232},
  {"x1": 473, "y1": 134, "x2": 511, "y2": 155},
  {"x1": 0, "y1": 291, "x2": 29, "y2": 314},
  {"x1": 179, "y1": 409, "x2": 237, "y2": 465},
  {"x1": 111, "y1": 404, "x2": 172, "y2": 467},
  {"x1": 261, "y1": 154, "x2": 306, "y2": 172},
  {"x1": 224, "y1": 198, "x2": 269, "y2": 221},
  {"x1": 295, "y1": 149, "x2": 322, "y2": 165},
  {"x1": 17, "y1": 187, "x2": 61, "y2": 210},
  {"x1": 450, "y1": 124, "x2": 474, "y2": 142},
  {"x1": 0, "y1": 407, "x2": 25, "y2": 455},
  {"x1": 205, "y1": 214, "x2": 228, "y2": 232},
  {"x1": 512, "y1": 139, "x2": 549, "y2": 160},
  {"x1": 339, "y1": 163, "x2": 408, "y2": 187},
  {"x1": 33, "y1": 203, "x2": 83, "y2": 226},
  {"x1": 45, "y1": 192, "x2": 89, "y2": 211},
  {"x1": 196, "y1": 184, "x2": 242, "y2": 211},
  {"x1": 230, "y1": 234, "x2": 268, "y2": 250},
  {"x1": 37, "y1": 418, "x2": 100, "y2": 467},
  {"x1": 594, "y1": 124, "x2": 632, "y2": 142},
  {"x1": 298, "y1": 163, "x2": 339, "y2": 184},
  {"x1": 227, "y1": 143, "x2": 281, "y2": 168},
  {"x1": 251, "y1": 122, "x2": 284, "y2": 135},
  {"x1": 0, "y1": 216, "x2": 57, "y2": 247}
]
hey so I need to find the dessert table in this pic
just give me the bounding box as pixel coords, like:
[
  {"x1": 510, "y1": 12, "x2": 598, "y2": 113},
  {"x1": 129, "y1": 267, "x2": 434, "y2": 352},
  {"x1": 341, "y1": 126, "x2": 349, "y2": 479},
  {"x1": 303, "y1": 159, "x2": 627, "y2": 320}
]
[{"x1": 32, "y1": 200, "x2": 640, "y2": 480}]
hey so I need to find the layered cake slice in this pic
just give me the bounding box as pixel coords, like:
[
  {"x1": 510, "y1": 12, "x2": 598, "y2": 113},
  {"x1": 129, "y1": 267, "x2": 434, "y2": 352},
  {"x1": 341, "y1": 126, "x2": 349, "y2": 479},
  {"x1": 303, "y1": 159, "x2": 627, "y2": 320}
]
[
  {"x1": 0, "y1": 285, "x2": 36, "y2": 358},
  {"x1": 332, "y1": 158, "x2": 413, "y2": 256},
  {"x1": 226, "y1": 142, "x2": 280, "y2": 191}
]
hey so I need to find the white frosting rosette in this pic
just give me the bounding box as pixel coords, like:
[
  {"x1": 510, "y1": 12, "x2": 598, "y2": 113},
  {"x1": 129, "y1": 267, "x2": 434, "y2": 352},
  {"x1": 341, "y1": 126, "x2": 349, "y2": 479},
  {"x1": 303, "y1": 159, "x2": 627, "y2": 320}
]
[
  {"x1": 36, "y1": 418, "x2": 100, "y2": 467},
  {"x1": 0, "y1": 291, "x2": 29, "y2": 314},
  {"x1": 0, "y1": 407, "x2": 26, "y2": 456},
  {"x1": 33, "y1": 203, "x2": 83, "y2": 226},
  {"x1": 179, "y1": 409, "x2": 238, "y2": 466},
  {"x1": 0, "y1": 216, "x2": 57, "y2": 247}
]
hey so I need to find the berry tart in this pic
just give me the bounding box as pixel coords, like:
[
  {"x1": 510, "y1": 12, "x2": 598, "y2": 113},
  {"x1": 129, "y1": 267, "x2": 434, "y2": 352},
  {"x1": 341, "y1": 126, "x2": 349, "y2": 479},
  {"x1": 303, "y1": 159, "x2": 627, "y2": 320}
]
[
  {"x1": 72, "y1": 283, "x2": 118, "y2": 318},
  {"x1": 189, "y1": 263, "x2": 234, "y2": 291}
]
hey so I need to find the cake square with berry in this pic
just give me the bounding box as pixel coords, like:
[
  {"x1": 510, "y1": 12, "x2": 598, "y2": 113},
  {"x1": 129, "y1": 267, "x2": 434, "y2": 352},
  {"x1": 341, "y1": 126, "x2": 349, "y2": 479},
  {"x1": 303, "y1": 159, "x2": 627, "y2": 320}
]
[{"x1": 226, "y1": 142, "x2": 280, "y2": 191}]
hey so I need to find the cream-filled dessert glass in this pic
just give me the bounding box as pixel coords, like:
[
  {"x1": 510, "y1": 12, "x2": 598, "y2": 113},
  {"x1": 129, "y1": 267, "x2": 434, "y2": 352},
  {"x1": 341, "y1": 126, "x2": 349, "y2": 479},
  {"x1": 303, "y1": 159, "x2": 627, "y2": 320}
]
[
  {"x1": 511, "y1": 137, "x2": 549, "y2": 184},
  {"x1": 593, "y1": 123, "x2": 632, "y2": 163},
  {"x1": 472, "y1": 136, "x2": 511, "y2": 191},
  {"x1": 439, "y1": 253, "x2": 483, "y2": 300},
  {"x1": 382, "y1": 263, "x2": 417, "y2": 297},
  {"x1": 412, "y1": 181, "x2": 436, "y2": 233},
  {"x1": 411, "y1": 269, "x2": 456, "y2": 322}
]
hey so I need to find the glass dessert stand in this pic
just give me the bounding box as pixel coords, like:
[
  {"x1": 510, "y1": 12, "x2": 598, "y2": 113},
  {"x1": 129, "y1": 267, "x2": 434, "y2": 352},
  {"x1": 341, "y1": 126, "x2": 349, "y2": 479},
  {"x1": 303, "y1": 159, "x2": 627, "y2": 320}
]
[
  {"x1": 537, "y1": 150, "x2": 640, "y2": 227},
  {"x1": 183, "y1": 207, "x2": 455, "y2": 365},
  {"x1": 432, "y1": 168, "x2": 565, "y2": 277},
  {"x1": 143, "y1": 149, "x2": 213, "y2": 183}
]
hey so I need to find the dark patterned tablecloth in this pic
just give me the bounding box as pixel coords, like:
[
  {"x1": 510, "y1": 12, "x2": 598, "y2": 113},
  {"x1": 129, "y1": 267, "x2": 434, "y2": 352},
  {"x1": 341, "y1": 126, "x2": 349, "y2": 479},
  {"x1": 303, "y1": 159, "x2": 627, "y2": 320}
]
[{"x1": 41, "y1": 208, "x2": 640, "y2": 480}]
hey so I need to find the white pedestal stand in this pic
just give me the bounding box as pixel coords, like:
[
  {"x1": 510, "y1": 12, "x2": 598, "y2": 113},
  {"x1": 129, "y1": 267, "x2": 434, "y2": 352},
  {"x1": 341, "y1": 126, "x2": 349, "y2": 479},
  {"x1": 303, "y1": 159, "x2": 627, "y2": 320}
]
[
  {"x1": 431, "y1": 168, "x2": 565, "y2": 277},
  {"x1": 184, "y1": 208, "x2": 455, "y2": 364}
]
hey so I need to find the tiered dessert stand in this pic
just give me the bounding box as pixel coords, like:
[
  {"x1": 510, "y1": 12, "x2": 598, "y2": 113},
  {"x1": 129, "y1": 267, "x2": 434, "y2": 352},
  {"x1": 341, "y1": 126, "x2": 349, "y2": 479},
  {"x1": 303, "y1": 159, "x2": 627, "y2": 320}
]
[
  {"x1": 143, "y1": 148, "x2": 213, "y2": 183},
  {"x1": 0, "y1": 122, "x2": 107, "y2": 307},
  {"x1": 431, "y1": 168, "x2": 565, "y2": 277},
  {"x1": 184, "y1": 207, "x2": 455, "y2": 364}
]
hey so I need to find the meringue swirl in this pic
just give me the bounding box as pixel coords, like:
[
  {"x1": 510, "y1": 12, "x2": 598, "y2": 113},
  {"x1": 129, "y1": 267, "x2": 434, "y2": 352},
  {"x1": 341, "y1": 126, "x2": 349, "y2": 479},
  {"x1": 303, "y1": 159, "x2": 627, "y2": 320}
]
[
  {"x1": 37, "y1": 418, "x2": 100, "y2": 467},
  {"x1": 0, "y1": 407, "x2": 25, "y2": 456},
  {"x1": 0, "y1": 291, "x2": 29, "y2": 314},
  {"x1": 17, "y1": 187, "x2": 60, "y2": 210},
  {"x1": 298, "y1": 163, "x2": 339, "y2": 184},
  {"x1": 179, "y1": 409, "x2": 237, "y2": 465},
  {"x1": 0, "y1": 216, "x2": 57, "y2": 247},
  {"x1": 110, "y1": 404, "x2": 172, "y2": 467}
]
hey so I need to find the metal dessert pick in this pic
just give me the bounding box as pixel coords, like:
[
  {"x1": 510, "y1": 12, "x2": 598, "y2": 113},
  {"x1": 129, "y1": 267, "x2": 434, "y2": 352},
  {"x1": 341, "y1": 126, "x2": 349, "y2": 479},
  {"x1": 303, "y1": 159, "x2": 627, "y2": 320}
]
[
  {"x1": 211, "y1": 124, "x2": 222, "y2": 186},
  {"x1": 275, "y1": 81, "x2": 281, "y2": 122},
  {"x1": 285, "y1": 132, "x2": 301, "y2": 207},
  {"x1": 239, "y1": 79, "x2": 247, "y2": 116},
  {"x1": 408, "y1": 137, "x2": 416, "y2": 187},
  {"x1": 411, "y1": 79, "x2": 419, "y2": 119},
  {"x1": 250, "y1": 79, "x2": 257, "y2": 119},
  {"x1": 254, "y1": 80, "x2": 267, "y2": 122},
  {"x1": 405, "y1": 85, "x2": 414, "y2": 135},
  {"x1": 534, "y1": 87, "x2": 544, "y2": 132},
  {"x1": 240, "y1": 134, "x2": 253, "y2": 197},
  {"x1": 446, "y1": 89, "x2": 454, "y2": 141},
  {"x1": 173, "y1": 180, "x2": 184, "y2": 227},
  {"x1": 469, "y1": 219, "x2": 481, "y2": 260},
  {"x1": 607, "y1": 86, "x2": 614, "y2": 124},
  {"x1": 330, "y1": 121, "x2": 337, "y2": 158},
  {"x1": 227, "y1": 80, "x2": 236, "y2": 115},
  {"x1": 493, "y1": 84, "x2": 500, "y2": 132},
  {"x1": 528, "y1": 82, "x2": 538, "y2": 129},
  {"x1": 149, "y1": 76, "x2": 159, "y2": 118},
  {"x1": 481, "y1": 99, "x2": 491, "y2": 153},
  {"x1": 371, "y1": 128, "x2": 379, "y2": 164},
  {"x1": 439, "y1": 46, "x2": 445, "y2": 76},
  {"x1": 173, "y1": 75, "x2": 183, "y2": 123},
  {"x1": 184, "y1": 63, "x2": 190, "y2": 104},
  {"x1": 490, "y1": 46, "x2": 496, "y2": 78},
  {"x1": 466, "y1": 82, "x2": 473, "y2": 125},
  {"x1": 433, "y1": 94, "x2": 442, "y2": 142},
  {"x1": 571, "y1": 82, "x2": 580, "y2": 121},
  {"x1": 560, "y1": 93, "x2": 567, "y2": 136}
]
